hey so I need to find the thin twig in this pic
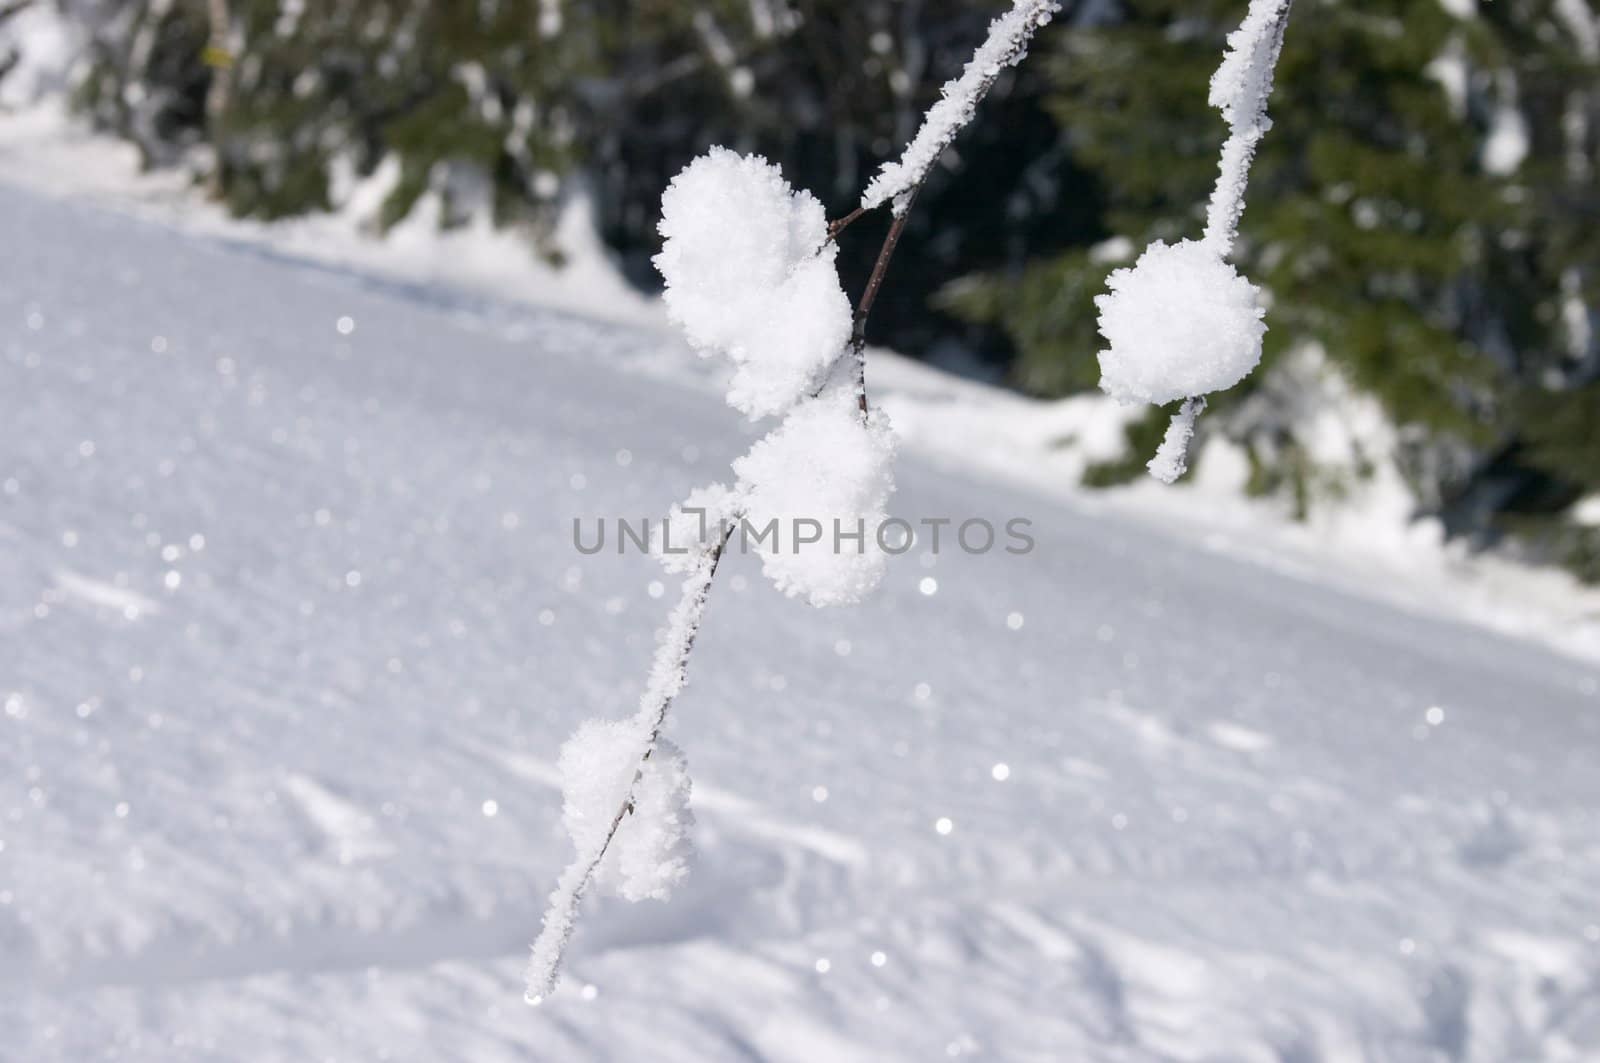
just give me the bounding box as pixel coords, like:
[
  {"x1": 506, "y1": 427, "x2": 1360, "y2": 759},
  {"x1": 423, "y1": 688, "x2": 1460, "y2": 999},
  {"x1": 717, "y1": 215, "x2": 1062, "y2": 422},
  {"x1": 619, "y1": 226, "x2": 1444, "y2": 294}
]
[
  {"x1": 827, "y1": 205, "x2": 867, "y2": 242},
  {"x1": 846, "y1": 188, "x2": 918, "y2": 416}
]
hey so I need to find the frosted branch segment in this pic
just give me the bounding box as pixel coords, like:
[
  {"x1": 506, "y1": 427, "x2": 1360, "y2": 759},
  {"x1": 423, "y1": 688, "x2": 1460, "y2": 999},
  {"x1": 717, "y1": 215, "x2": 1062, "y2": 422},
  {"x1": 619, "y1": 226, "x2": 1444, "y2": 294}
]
[
  {"x1": 860, "y1": 0, "x2": 1061, "y2": 214},
  {"x1": 1203, "y1": 0, "x2": 1294, "y2": 256},
  {"x1": 525, "y1": 540, "x2": 725, "y2": 1001}
]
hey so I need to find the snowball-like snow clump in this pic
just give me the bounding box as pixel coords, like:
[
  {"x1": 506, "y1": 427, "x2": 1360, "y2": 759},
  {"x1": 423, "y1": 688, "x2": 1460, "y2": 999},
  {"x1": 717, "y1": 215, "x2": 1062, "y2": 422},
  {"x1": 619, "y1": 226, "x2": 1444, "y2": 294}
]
[
  {"x1": 1096, "y1": 239, "x2": 1266, "y2": 406},
  {"x1": 734, "y1": 394, "x2": 897, "y2": 607},
  {"x1": 558, "y1": 719, "x2": 693, "y2": 903},
  {"x1": 656, "y1": 148, "x2": 852, "y2": 419}
]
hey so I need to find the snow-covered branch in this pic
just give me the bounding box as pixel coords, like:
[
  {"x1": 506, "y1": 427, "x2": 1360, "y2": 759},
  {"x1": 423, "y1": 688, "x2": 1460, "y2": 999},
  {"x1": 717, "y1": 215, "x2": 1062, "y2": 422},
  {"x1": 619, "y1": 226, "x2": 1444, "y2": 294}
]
[
  {"x1": 1095, "y1": 0, "x2": 1293, "y2": 482},
  {"x1": 525, "y1": 529, "x2": 729, "y2": 1001},
  {"x1": 859, "y1": 0, "x2": 1060, "y2": 215},
  {"x1": 526, "y1": 151, "x2": 901, "y2": 999},
  {"x1": 528, "y1": 5, "x2": 1066, "y2": 997},
  {"x1": 1203, "y1": 0, "x2": 1294, "y2": 257}
]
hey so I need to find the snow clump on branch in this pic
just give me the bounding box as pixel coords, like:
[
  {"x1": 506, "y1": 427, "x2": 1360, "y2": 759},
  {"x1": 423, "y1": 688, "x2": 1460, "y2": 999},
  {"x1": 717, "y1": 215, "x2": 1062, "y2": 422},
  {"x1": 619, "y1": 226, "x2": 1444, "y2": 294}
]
[
  {"x1": 733, "y1": 391, "x2": 897, "y2": 607},
  {"x1": 655, "y1": 147, "x2": 852, "y2": 420},
  {"x1": 558, "y1": 720, "x2": 694, "y2": 904},
  {"x1": 1096, "y1": 239, "x2": 1264, "y2": 407},
  {"x1": 1094, "y1": 0, "x2": 1292, "y2": 483}
]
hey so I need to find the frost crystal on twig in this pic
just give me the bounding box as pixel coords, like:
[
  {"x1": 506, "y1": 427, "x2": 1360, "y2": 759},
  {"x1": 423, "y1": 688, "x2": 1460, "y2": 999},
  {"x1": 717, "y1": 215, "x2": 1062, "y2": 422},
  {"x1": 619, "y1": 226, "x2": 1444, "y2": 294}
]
[
  {"x1": 860, "y1": 0, "x2": 1061, "y2": 215},
  {"x1": 1203, "y1": 0, "x2": 1295, "y2": 257}
]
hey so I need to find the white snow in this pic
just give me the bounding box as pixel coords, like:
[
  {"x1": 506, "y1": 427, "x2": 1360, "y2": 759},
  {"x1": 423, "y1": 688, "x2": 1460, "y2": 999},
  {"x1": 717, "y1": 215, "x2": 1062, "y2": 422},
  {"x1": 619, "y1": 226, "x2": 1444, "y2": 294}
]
[
  {"x1": 1483, "y1": 99, "x2": 1531, "y2": 176},
  {"x1": 655, "y1": 148, "x2": 851, "y2": 419},
  {"x1": 1425, "y1": 43, "x2": 1470, "y2": 117},
  {"x1": 1095, "y1": 239, "x2": 1265, "y2": 406},
  {"x1": 538, "y1": 146, "x2": 893, "y2": 989},
  {"x1": 0, "y1": 3, "x2": 78, "y2": 108},
  {"x1": 859, "y1": 0, "x2": 1060, "y2": 214},
  {"x1": 1, "y1": 100, "x2": 1596, "y2": 658},
  {"x1": 733, "y1": 391, "x2": 898, "y2": 606}
]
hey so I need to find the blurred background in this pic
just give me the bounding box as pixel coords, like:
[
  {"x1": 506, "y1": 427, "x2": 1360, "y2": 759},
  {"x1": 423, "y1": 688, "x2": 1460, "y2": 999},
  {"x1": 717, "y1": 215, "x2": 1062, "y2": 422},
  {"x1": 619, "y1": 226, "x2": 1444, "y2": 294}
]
[{"x1": 5, "y1": 0, "x2": 1597, "y2": 577}]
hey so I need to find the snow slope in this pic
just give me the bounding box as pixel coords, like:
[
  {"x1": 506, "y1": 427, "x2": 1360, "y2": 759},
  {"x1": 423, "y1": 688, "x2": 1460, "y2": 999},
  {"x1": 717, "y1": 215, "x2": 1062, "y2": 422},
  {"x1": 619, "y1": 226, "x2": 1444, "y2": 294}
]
[
  {"x1": 5, "y1": 104, "x2": 1597, "y2": 666},
  {"x1": 4, "y1": 183, "x2": 1600, "y2": 1061}
]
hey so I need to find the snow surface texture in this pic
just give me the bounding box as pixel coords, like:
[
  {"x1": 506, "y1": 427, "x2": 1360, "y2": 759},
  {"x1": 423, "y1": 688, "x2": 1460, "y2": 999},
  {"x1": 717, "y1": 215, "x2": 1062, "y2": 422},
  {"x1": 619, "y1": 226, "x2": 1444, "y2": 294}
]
[
  {"x1": 1096, "y1": 0, "x2": 1290, "y2": 483},
  {"x1": 655, "y1": 148, "x2": 852, "y2": 420},
  {"x1": 6, "y1": 181, "x2": 1600, "y2": 1062},
  {"x1": 733, "y1": 392, "x2": 898, "y2": 607},
  {"x1": 0, "y1": 2, "x2": 77, "y2": 108},
  {"x1": 859, "y1": 0, "x2": 1060, "y2": 214}
]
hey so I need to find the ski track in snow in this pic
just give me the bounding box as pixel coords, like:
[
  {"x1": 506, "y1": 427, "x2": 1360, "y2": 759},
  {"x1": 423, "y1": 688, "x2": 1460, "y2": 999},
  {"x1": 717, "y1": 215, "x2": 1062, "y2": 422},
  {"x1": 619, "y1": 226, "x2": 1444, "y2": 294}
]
[{"x1": 3, "y1": 184, "x2": 1600, "y2": 1061}]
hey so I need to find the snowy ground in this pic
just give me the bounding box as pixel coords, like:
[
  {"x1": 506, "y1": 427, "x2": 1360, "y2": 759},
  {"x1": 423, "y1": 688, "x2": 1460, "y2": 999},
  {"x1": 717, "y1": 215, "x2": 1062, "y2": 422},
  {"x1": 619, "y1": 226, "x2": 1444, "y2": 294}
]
[{"x1": 6, "y1": 176, "x2": 1600, "y2": 1062}]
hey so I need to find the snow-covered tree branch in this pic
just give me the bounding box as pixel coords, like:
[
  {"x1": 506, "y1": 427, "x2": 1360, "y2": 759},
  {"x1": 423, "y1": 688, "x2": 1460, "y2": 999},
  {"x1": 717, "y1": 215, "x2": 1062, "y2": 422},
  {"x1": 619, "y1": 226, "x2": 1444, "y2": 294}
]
[
  {"x1": 1095, "y1": 0, "x2": 1294, "y2": 483},
  {"x1": 859, "y1": 0, "x2": 1060, "y2": 216},
  {"x1": 525, "y1": 0, "x2": 1061, "y2": 1002},
  {"x1": 524, "y1": 529, "x2": 727, "y2": 1001}
]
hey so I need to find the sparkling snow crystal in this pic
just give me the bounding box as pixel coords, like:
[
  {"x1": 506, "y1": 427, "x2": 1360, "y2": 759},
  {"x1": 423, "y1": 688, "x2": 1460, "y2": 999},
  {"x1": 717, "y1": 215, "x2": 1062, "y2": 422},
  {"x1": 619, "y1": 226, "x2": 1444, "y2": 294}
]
[
  {"x1": 734, "y1": 392, "x2": 897, "y2": 607},
  {"x1": 1095, "y1": 239, "x2": 1265, "y2": 407},
  {"x1": 655, "y1": 148, "x2": 852, "y2": 419}
]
